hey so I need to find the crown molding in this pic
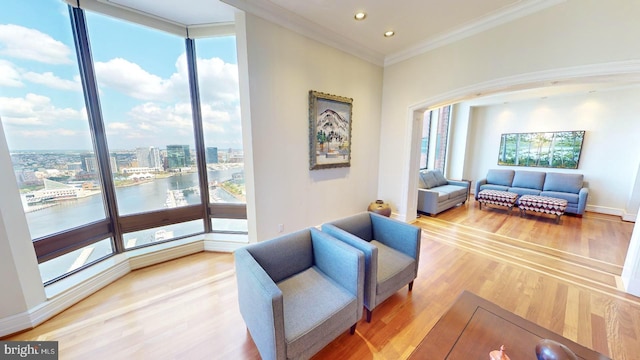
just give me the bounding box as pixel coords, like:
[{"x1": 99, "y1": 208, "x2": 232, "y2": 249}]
[
  {"x1": 385, "y1": 0, "x2": 567, "y2": 66},
  {"x1": 221, "y1": 0, "x2": 386, "y2": 66}
]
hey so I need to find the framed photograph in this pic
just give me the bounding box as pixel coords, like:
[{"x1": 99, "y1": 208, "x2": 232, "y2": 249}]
[
  {"x1": 497, "y1": 130, "x2": 585, "y2": 169},
  {"x1": 309, "y1": 90, "x2": 353, "y2": 170}
]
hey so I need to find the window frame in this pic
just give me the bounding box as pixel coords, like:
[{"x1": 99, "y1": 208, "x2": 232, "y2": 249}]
[{"x1": 6, "y1": 4, "x2": 247, "y2": 284}]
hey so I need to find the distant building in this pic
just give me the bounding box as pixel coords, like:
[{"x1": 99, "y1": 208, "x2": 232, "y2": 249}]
[
  {"x1": 80, "y1": 154, "x2": 97, "y2": 172},
  {"x1": 166, "y1": 145, "x2": 191, "y2": 169},
  {"x1": 80, "y1": 153, "x2": 118, "y2": 173},
  {"x1": 206, "y1": 147, "x2": 218, "y2": 164},
  {"x1": 136, "y1": 146, "x2": 162, "y2": 170}
]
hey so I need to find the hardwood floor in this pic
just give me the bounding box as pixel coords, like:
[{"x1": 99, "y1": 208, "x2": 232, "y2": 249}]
[{"x1": 5, "y1": 200, "x2": 640, "y2": 359}]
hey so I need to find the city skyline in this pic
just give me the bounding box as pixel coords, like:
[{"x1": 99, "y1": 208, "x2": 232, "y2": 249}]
[{"x1": 0, "y1": 0, "x2": 242, "y2": 151}]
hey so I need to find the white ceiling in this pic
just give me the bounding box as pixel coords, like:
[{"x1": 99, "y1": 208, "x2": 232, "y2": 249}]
[
  {"x1": 101, "y1": 0, "x2": 640, "y2": 105},
  {"x1": 105, "y1": 0, "x2": 563, "y2": 65}
]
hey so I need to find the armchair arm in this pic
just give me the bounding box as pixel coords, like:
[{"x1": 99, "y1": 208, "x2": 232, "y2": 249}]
[
  {"x1": 475, "y1": 179, "x2": 487, "y2": 199},
  {"x1": 235, "y1": 248, "x2": 285, "y2": 360},
  {"x1": 311, "y1": 228, "x2": 364, "y2": 319},
  {"x1": 321, "y1": 224, "x2": 378, "y2": 310},
  {"x1": 370, "y1": 213, "x2": 421, "y2": 262}
]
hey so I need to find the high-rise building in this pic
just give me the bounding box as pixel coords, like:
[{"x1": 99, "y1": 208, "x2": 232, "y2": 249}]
[
  {"x1": 166, "y1": 145, "x2": 191, "y2": 169},
  {"x1": 80, "y1": 154, "x2": 98, "y2": 172},
  {"x1": 206, "y1": 147, "x2": 218, "y2": 164},
  {"x1": 136, "y1": 146, "x2": 162, "y2": 169}
]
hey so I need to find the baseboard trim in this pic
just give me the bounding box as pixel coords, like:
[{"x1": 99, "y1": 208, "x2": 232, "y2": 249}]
[{"x1": 585, "y1": 205, "x2": 623, "y2": 217}]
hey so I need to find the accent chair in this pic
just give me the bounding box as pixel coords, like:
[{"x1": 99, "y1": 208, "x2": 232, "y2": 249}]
[
  {"x1": 322, "y1": 212, "x2": 421, "y2": 322},
  {"x1": 234, "y1": 227, "x2": 365, "y2": 360}
]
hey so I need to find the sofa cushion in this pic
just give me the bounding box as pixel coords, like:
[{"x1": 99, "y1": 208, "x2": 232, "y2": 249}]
[
  {"x1": 508, "y1": 187, "x2": 542, "y2": 196},
  {"x1": 371, "y1": 240, "x2": 415, "y2": 296},
  {"x1": 543, "y1": 173, "x2": 583, "y2": 194},
  {"x1": 540, "y1": 191, "x2": 579, "y2": 205},
  {"x1": 278, "y1": 266, "x2": 357, "y2": 358},
  {"x1": 432, "y1": 169, "x2": 448, "y2": 186},
  {"x1": 486, "y1": 169, "x2": 515, "y2": 187},
  {"x1": 419, "y1": 170, "x2": 438, "y2": 189},
  {"x1": 512, "y1": 170, "x2": 546, "y2": 190},
  {"x1": 435, "y1": 184, "x2": 467, "y2": 199},
  {"x1": 479, "y1": 184, "x2": 509, "y2": 192}
]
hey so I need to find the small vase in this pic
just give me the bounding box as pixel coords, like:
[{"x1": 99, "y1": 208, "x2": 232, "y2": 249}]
[{"x1": 368, "y1": 200, "x2": 391, "y2": 217}]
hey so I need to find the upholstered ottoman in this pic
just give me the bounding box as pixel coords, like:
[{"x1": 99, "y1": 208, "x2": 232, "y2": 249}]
[
  {"x1": 476, "y1": 190, "x2": 518, "y2": 214},
  {"x1": 518, "y1": 195, "x2": 568, "y2": 224}
]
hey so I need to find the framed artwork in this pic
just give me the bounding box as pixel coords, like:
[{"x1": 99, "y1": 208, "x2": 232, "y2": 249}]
[
  {"x1": 497, "y1": 130, "x2": 585, "y2": 169},
  {"x1": 309, "y1": 90, "x2": 353, "y2": 170}
]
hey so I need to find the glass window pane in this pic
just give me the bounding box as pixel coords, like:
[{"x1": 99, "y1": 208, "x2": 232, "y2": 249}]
[
  {"x1": 39, "y1": 238, "x2": 114, "y2": 283},
  {"x1": 194, "y1": 37, "x2": 246, "y2": 208},
  {"x1": 0, "y1": 0, "x2": 107, "y2": 239},
  {"x1": 211, "y1": 218, "x2": 248, "y2": 233},
  {"x1": 85, "y1": 11, "x2": 201, "y2": 216},
  {"x1": 123, "y1": 220, "x2": 204, "y2": 249}
]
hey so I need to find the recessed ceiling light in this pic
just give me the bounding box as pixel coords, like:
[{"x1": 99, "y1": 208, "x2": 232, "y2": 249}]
[
  {"x1": 354, "y1": 12, "x2": 366, "y2": 21},
  {"x1": 384, "y1": 30, "x2": 395, "y2": 37}
]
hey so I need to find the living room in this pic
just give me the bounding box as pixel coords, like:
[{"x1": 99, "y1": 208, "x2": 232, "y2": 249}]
[{"x1": 2, "y1": 0, "x2": 640, "y2": 358}]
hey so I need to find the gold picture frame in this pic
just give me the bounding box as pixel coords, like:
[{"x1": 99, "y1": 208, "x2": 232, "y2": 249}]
[{"x1": 309, "y1": 90, "x2": 353, "y2": 170}]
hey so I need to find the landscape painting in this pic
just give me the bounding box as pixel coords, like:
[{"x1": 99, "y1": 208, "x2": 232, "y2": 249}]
[
  {"x1": 497, "y1": 130, "x2": 585, "y2": 169},
  {"x1": 309, "y1": 90, "x2": 353, "y2": 170}
]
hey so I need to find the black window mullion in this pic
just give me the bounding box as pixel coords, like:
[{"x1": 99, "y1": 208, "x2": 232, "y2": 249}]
[
  {"x1": 68, "y1": 5, "x2": 122, "y2": 253},
  {"x1": 185, "y1": 38, "x2": 212, "y2": 233}
]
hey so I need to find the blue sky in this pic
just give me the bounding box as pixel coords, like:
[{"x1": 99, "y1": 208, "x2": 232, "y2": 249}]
[{"x1": 0, "y1": 0, "x2": 241, "y2": 151}]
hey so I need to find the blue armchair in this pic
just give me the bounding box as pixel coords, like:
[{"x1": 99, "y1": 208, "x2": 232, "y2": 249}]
[
  {"x1": 234, "y1": 227, "x2": 365, "y2": 360},
  {"x1": 322, "y1": 212, "x2": 421, "y2": 322}
]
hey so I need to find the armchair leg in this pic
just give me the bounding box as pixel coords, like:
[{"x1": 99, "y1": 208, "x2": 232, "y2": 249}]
[
  {"x1": 365, "y1": 308, "x2": 373, "y2": 323},
  {"x1": 350, "y1": 324, "x2": 357, "y2": 335},
  {"x1": 408, "y1": 281, "x2": 414, "y2": 291}
]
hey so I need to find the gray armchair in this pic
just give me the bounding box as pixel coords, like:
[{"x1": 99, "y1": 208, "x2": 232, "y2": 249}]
[
  {"x1": 234, "y1": 227, "x2": 365, "y2": 360},
  {"x1": 322, "y1": 212, "x2": 421, "y2": 322}
]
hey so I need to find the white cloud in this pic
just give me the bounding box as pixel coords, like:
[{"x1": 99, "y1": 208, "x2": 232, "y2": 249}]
[
  {"x1": 0, "y1": 24, "x2": 72, "y2": 64},
  {"x1": 108, "y1": 122, "x2": 131, "y2": 130},
  {"x1": 23, "y1": 71, "x2": 82, "y2": 91},
  {"x1": 196, "y1": 56, "x2": 239, "y2": 104},
  {"x1": 0, "y1": 59, "x2": 23, "y2": 87},
  {"x1": 93, "y1": 54, "x2": 240, "y2": 107},
  {"x1": 94, "y1": 58, "x2": 178, "y2": 101},
  {"x1": 0, "y1": 93, "x2": 86, "y2": 126}
]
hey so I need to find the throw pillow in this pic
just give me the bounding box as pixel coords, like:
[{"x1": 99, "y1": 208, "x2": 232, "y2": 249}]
[
  {"x1": 420, "y1": 170, "x2": 438, "y2": 189},
  {"x1": 432, "y1": 169, "x2": 448, "y2": 186}
]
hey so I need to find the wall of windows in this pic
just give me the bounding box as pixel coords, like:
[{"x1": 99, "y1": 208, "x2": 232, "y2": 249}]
[
  {"x1": 419, "y1": 105, "x2": 451, "y2": 173},
  {"x1": 0, "y1": 0, "x2": 244, "y2": 284}
]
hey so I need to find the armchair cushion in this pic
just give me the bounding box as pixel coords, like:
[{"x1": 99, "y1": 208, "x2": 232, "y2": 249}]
[
  {"x1": 372, "y1": 240, "x2": 416, "y2": 296},
  {"x1": 278, "y1": 267, "x2": 357, "y2": 358}
]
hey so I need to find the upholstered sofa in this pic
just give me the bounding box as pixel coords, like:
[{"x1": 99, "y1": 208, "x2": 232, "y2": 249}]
[
  {"x1": 417, "y1": 169, "x2": 469, "y2": 215},
  {"x1": 235, "y1": 227, "x2": 365, "y2": 360},
  {"x1": 475, "y1": 169, "x2": 589, "y2": 215}
]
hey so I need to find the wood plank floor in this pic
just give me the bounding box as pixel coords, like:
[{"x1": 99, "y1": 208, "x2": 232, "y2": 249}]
[{"x1": 5, "y1": 200, "x2": 640, "y2": 359}]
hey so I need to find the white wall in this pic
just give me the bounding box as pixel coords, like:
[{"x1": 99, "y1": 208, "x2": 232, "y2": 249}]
[
  {"x1": 0, "y1": 121, "x2": 46, "y2": 329},
  {"x1": 243, "y1": 14, "x2": 384, "y2": 241},
  {"x1": 379, "y1": 0, "x2": 640, "y2": 220},
  {"x1": 465, "y1": 87, "x2": 640, "y2": 216}
]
